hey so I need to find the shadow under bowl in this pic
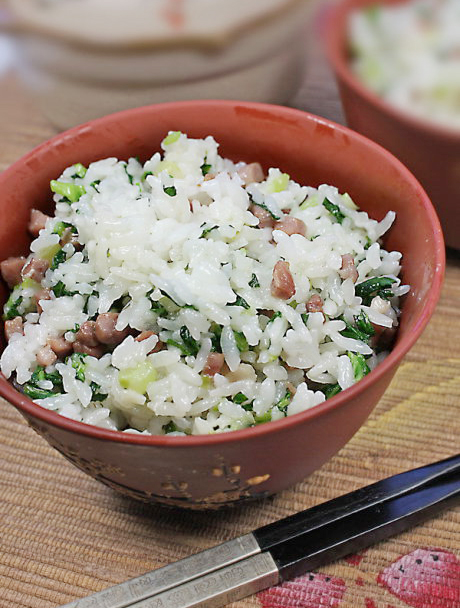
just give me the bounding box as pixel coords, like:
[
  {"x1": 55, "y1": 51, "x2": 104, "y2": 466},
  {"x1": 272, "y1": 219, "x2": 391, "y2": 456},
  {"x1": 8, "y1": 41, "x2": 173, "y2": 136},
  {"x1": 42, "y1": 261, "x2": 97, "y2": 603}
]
[{"x1": 0, "y1": 100, "x2": 445, "y2": 508}]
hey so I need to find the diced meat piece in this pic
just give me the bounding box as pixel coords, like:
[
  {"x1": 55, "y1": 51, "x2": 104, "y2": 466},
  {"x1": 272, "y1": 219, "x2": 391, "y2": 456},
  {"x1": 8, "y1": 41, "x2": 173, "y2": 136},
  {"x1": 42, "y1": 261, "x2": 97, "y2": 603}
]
[
  {"x1": 48, "y1": 336, "x2": 73, "y2": 358},
  {"x1": 21, "y1": 258, "x2": 49, "y2": 283},
  {"x1": 34, "y1": 288, "x2": 51, "y2": 314},
  {"x1": 237, "y1": 162, "x2": 265, "y2": 185},
  {"x1": 135, "y1": 330, "x2": 163, "y2": 354},
  {"x1": 36, "y1": 345, "x2": 57, "y2": 367},
  {"x1": 60, "y1": 227, "x2": 80, "y2": 248},
  {"x1": 338, "y1": 253, "x2": 358, "y2": 283},
  {"x1": 271, "y1": 261, "x2": 296, "y2": 300},
  {"x1": 28, "y1": 209, "x2": 50, "y2": 237},
  {"x1": 94, "y1": 312, "x2": 130, "y2": 345},
  {"x1": 72, "y1": 341, "x2": 105, "y2": 358},
  {"x1": 202, "y1": 352, "x2": 225, "y2": 377},
  {"x1": 0, "y1": 256, "x2": 26, "y2": 288},
  {"x1": 306, "y1": 293, "x2": 324, "y2": 313},
  {"x1": 4, "y1": 316, "x2": 23, "y2": 341},
  {"x1": 250, "y1": 204, "x2": 275, "y2": 229},
  {"x1": 75, "y1": 321, "x2": 99, "y2": 348},
  {"x1": 274, "y1": 217, "x2": 307, "y2": 237}
]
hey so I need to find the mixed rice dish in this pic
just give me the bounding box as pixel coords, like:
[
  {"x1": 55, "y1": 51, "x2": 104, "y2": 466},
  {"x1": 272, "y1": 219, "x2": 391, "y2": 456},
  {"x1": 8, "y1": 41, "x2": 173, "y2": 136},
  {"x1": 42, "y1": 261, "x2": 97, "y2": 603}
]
[
  {"x1": 0, "y1": 133, "x2": 408, "y2": 435},
  {"x1": 348, "y1": 0, "x2": 460, "y2": 130}
]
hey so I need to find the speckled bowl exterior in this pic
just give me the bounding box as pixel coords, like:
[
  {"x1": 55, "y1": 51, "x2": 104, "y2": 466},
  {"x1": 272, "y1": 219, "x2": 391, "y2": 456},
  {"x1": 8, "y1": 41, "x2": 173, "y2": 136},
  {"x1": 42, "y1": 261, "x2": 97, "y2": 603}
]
[
  {"x1": 0, "y1": 101, "x2": 445, "y2": 509},
  {"x1": 326, "y1": 0, "x2": 460, "y2": 250}
]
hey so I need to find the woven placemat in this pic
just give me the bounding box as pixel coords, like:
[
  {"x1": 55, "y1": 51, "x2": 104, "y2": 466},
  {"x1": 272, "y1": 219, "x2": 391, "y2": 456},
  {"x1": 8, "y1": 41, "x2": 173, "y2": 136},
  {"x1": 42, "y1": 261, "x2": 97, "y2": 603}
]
[{"x1": 0, "y1": 42, "x2": 459, "y2": 607}]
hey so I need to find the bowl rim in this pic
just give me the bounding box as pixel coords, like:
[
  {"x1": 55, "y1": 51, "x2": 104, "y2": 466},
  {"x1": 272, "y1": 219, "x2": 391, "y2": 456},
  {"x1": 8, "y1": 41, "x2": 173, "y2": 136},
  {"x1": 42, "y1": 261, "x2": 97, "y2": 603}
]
[
  {"x1": 0, "y1": 99, "x2": 446, "y2": 447},
  {"x1": 325, "y1": 0, "x2": 460, "y2": 143}
]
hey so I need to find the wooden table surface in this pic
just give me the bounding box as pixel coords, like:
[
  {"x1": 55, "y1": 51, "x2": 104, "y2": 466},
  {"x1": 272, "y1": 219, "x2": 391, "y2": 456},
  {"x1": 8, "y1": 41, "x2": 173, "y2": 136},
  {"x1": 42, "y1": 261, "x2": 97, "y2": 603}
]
[{"x1": 0, "y1": 23, "x2": 459, "y2": 608}]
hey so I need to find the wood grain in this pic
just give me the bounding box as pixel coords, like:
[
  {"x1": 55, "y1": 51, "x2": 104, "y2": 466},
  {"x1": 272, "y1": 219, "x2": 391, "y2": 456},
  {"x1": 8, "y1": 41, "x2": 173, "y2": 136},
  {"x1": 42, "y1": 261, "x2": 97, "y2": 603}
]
[{"x1": 0, "y1": 24, "x2": 458, "y2": 608}]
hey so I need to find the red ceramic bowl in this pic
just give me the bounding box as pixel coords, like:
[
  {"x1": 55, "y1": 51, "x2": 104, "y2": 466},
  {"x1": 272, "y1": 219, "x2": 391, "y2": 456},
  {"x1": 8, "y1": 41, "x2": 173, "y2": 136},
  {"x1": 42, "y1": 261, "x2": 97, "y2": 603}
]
[
  {"x1": 326, "y1": 0, "x2": 460, "y2": 250},
  {"x1": 0, "y1": 101, "x2": 444, "y2": 509}
]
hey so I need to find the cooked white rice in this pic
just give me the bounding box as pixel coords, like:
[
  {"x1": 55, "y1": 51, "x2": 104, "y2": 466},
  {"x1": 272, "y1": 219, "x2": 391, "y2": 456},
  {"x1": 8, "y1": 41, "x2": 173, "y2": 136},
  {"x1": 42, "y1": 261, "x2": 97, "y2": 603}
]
[
  {"x1": 348, "y1": 0, "x2": 460, "y2": 130},
  {"x1": 1, "y1": 132, "x2": 409, "y2": 435}
]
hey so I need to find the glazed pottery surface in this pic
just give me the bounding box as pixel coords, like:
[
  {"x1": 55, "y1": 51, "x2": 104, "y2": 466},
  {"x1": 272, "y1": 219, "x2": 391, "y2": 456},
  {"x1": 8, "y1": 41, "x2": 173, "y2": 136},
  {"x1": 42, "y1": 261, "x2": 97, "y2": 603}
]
[
  {"x1": 0, "y1": 101, "x2": 445, "y2": 508},
  {"x1": 326, "y1": 0, "x2": 460, "y2": 250}
]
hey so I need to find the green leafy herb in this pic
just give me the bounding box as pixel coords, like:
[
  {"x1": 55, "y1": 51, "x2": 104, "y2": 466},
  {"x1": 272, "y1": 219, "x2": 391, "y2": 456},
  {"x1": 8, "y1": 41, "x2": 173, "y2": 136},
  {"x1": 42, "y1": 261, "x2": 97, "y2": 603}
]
[
  {"x1": 301, "y1": 313, "x2": 309, "y2": 326},
  {"x1": 51, "y1": 248, "x2": 67, "y2": 271},
  {"x1": 364, "y1": 236, "x2": 373, "y2": 250},
  {"x1": 163, "y1": 185, "x2": 177, "y2": 197},
  {"x1": 355, "y1": 276, "x2": 396, "y2": 305},
  {"x1": 210, "y1": 323, "x2": 222, "y2": 352},
  {"x1": 275, "y1": 389, "x2": 292, "y2": 412},
  {"x1": 200, "y1": 162, "x2": 212, "y2": 176},
  {"x1": 267, "y1": 311, "x2": 282, "y2": 324},
  {"x1": 69, "y1": 352, "x2": 88, "y2": 382},
  {"x1": 50, "y1": 181, "x2": 85, "y2": 203},
  {"x1": 150, "y1": 299, "x2": 168, "y2": 317},
  {"x1": 90, "y1": 381, "x2": 108, "y2": 402},
  {"x1": 23, "y1": 366, "x2": 63, "y2": 399},
  {"x1": 142, "y1": 171, "x2": 153, "y2": 180},
  {"x1": 124, "y1": 165, "x2": 134, "y2": 185},
  {"x1": 356, "y1": 311, "x2": 375, "y2": 336},
  {"x1": 249, "y1": 194, "x2": 281, "y2": 220},
  {"x1": 71, "y1": 163, "x2": 87, "y2": 179},
  {"x1": 234, "y1": 331, "x2": 248, "y2": 352},
  {"x1": 232, "y1": 392, "x2": 249, "y2": 405},
  {"x1": 200, "y1": 224, "x2": 218, "y2": 238},
  {"x1": 23, "y1": 385, "x2": 56, "y2": 399},
  {"x1": 68, "y1": 323, "x2": 80, "y2": 334},
  {"x1": 322, "y1": 198, "x2": 345, "y2": 224},
  {"x1": 164, "y1": 421, "x2": 179, "y2": 434},
  {"x1": 229, "y1": 295, "x2": 250, "y2": 310},
  {"x1": 348, "y1": 351, "x2": 370, "y2": 381},
  {"x1": 52, "y1": 221, "x2": 76, "y2": 237},
  {"x1": 167, "y1": 326, "x2": 200, "y2": 357},
  {"x1": 90, "y1": 179, "x2": 101, "y2": 192},
  {"x1": 322, "y1": 383, "x2": 342, "y2": 399},
  {"x1": 249, "y1": 273, "x2": 260, "y2": 288},
  {"x1": 52, "y1": 281, "x2": 74, "y2": 298},
  {"x1": 3, "y1": 293, "x2": 23, "y2": 321}
]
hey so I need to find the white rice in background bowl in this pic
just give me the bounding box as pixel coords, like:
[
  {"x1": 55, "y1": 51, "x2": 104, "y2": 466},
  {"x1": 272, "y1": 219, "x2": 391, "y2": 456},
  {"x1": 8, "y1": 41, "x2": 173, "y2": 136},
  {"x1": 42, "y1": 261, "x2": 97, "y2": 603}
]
[{"x1": 0, "y1": 132, "x2": 409, "y2": 436}]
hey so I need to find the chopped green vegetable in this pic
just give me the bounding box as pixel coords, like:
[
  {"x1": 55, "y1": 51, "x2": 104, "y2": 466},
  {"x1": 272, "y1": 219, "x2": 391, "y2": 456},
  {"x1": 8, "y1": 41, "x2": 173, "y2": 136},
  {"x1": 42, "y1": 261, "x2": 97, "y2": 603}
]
[
  {"x1": 118, "y1": 361, "x2": 157, "y2": 394},
  {"x1": 167, "y1": 326, "x2": 200, "y2": 357},
  {"x1": 229, "y1": 295, "x2": 250, "y2": 310},
  {"x1": 249, "y1": 273, "x2": 260, "y2": 288},
  {"x1": 266, "y1": 311, "x2": 282, "y2": 324},
  {"x1": 90, "y1": 381, "x2": 108, "y2": 402},
  {"x1": 39, "y1": 243, "x2": 61, "y2": 263},
  {"x1": 210, "y1": 323, "x2": 222, "y2": 352},
  {"x1": 340, "y1": 316, "x2": 373, "y2": 343},
  {"x1": 124, "y1": 165, "x2": 134, "y2": 185},
  {"x1": 90, "y1": 180, "x2": 101, "y2": 192},
  {"x1": 355, "y1": 276, "x2": 396, "y2": 305},
  {"x1": 50, "y1": 181, "x2": 86, "y2": 203},
  {"x1": 232, "y1": 392, "x2": 249, "y2": 405},
  {"x1": 356, "y1": 311, "x2": 375, "y2": 336},
  {"x1": 299, "y1": 193, "x2": 319, "y2": 210},
  {"x1": 162, "y1": 131, "x2": 181, "y2": 146},
  {"x1": 254, "y1": 411, "x2": 272, "y2": 425},
  {"x1": 155, "y1": 160, "x2": 183, "y2": 179},
  {"x1": 200, "y1": 163, "x2": 212, "y2": 176},
  {"x1": 23, "y1": 385, "x2": 56, "y2": 399},
  {"x1": 234, "y1": 331, "x2": 248, "y2": 352},
  {"x1": 163, "y1": 186, "x2": 177, "y2": 197},
  {"x1": 52, "y1": 281, "x2": 74, "y2": 298},
  {"x1": 71, "y1": 163, "x2": 87, "y2": 179},
  {"x1": 301, "y1": 313, "x2": 309, "y2": 326},
  {"x1": 52, "y1": 221, "x2": 76, "y2": 237},
  {"x1": 3, "y1": 293, "x2": 23, "y2": 321},
  {"x1": 341, "y1": 192, "x2": 358, "y2": 210},
  {"x1": 249, "y1": 196, "x2": 281, "y2": 220},
  {"x1": 69, "y1": 352, "x2": 88, "y2": 382},
  {"x1": 322, "y1": 198, "x2": 345, "y2": 224},
  {"x1": 322, "y1": 383, "x2": 342, "y2": 399},
  {"x1": 348, "y1": 351, "x2": 370, "y2": 381},
  {"x1": 51, "y1": 248, "x2": 67, "y2": 271},
  {"x1": 200, "y1": 225, "x2": 218, "y2": 238},
  {"x1": 142, "y1": 171, "x2": 153, "y2": 180},
  {"x1": 164, "y1": 421, "x2": 179, "y2": 433},
  {"x1": 275, "y1": 389, "x2": 292, "y2": 412},
  {"x1": 267, "y1": 172, "x2": 290, "y2": 193}
]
